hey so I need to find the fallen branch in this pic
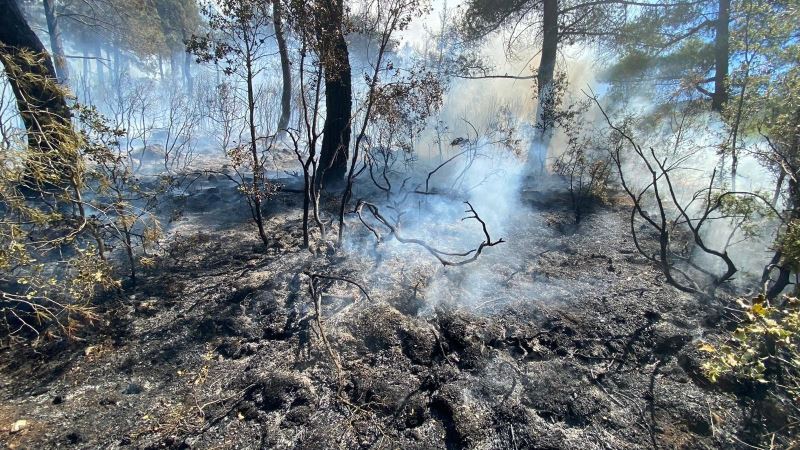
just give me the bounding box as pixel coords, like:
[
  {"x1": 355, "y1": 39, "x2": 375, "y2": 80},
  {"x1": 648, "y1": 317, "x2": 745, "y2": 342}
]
[
  {"x1": 304, "y1": 272, "x2": 373, "y2": 303},
  {"x1": 354, "y1": 200, "x2": 504, "y2": 266},
  {"x1": 303, "y1": 272, "x2": 374, "y2": 395},
  {"x1": 306, "y1": 274, "x2": 342, "y2": 392}
]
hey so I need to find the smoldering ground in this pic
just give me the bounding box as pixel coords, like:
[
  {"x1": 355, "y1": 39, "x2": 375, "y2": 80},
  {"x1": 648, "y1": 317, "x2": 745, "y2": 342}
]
[{"x1": 1, "y1": 151, "x2": 750, "y2": 448}]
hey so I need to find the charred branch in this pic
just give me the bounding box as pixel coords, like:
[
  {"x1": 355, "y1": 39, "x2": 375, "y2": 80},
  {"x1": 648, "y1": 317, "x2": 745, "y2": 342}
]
[{"x1": 354, "y1": 200, "x2": 504, "y2": 266}]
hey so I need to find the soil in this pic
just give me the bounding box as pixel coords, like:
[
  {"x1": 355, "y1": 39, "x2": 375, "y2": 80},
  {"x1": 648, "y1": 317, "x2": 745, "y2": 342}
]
[{"x1": 0, "y1": 178, "x2": 753, "y2": 449}]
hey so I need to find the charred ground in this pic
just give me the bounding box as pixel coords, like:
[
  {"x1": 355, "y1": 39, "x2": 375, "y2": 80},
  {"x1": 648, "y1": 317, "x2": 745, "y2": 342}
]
[{"x1": 0, "y1": 183, "x2": 756, "y2": 449}]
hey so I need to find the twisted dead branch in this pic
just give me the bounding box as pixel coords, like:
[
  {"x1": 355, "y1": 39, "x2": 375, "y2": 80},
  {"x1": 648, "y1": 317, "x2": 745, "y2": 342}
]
[
  {"x1": 354, "y1": 200, "x2": 504, "y2": 266},
  {"x1": 303, "y1": 272, "x2": 372, "y2": 394},
  {"x1": 586, "y1": 90, "x2": 777, "y2": 296}
]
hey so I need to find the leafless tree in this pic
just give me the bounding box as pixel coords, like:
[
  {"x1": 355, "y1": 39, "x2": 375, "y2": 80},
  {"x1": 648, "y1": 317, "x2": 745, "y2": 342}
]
[{"x1": 590, "y1": 92, "x2": 778, "y2": 296}]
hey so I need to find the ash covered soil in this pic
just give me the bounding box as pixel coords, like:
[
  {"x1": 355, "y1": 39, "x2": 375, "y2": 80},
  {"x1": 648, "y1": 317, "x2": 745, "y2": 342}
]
[{"x1": 1, "y1": 180, "x2": 751, "y2": 449}]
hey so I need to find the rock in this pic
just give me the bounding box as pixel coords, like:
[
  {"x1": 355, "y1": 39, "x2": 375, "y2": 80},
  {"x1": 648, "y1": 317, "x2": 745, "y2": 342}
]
[{"x1": 10, "y1": 419, "x2": 28, "y2": 433}]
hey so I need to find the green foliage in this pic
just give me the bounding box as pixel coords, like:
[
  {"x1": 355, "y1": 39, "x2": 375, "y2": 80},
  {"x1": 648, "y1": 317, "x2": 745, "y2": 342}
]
[
  {"x1": 603, "y1": 0, "x2": 719, "y2": 104},
  {"x1": 701, "y1": 295, "x2": 800, "y2": 446},
  {"x1": 154, "y1": 0, "x2": 202, "y2": 52},
  {"x1": 60, "y1": 0, "x2": 201, "y2": 63},
  {"x1": 778, "y1": 220, "x2": 800, "y2": 271},
  {"x1": 0, "y1": 95, "x2": 118, "y2": 341},
  {"x1": 460, "y1": 0, "x2": 531, "y2": 40},
  {"x1": 0, "y1": 54, "x2": 160, "y2": 343}
]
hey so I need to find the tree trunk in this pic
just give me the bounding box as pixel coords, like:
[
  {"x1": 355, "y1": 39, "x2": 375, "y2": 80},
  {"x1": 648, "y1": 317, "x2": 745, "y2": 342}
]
[
  {"x1": 113, "y1": 47, "x2": 120, "y2": 83},
  {"x1": 113, "y1": 47, "x2": 123, "y2": 100},
  {"x1": 318, "y1": 0, "x2": 352, "y2": 188},
  {"x1": 0, "y1": 0, "x2": 73, "y2": 170},
  {"x1": 42, "y1": 0, "x2": 69, "y2": 84},
  {"x1": 711, "y1": 0, "x2": 729, "y2": 112},
  {"x1": 273, "y1": 0, "x2": 292, "y2": 133},
  {"x1": 170, "y1": 53, "x2": 177, "y2": 80},
  {"x1": 183, "y1": 49, "x2": 193, "y2": 96},
  {"x1": 180, "y1": 28, "x2": 193, "y2": 96},
  {"x1": 81, "y1": 47, "x2": 89, "y2": 81},
  {"x1": 96, "y1": 44, "x2": 105, "y2": 86},
  {"x1": 244, "y1": 37, "x2": 270, "y2": 248},
  {"x1": 527, "y1": 0, "x2": 559, "y2": 176}
]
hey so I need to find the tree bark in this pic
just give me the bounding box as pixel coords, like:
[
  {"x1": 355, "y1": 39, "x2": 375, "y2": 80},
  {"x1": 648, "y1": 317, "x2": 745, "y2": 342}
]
[
  {"x1": 273, "y1": 0, "x2": 292, "y2": 133},
  {"x1": 537, "y1": 0, "x2": 558, "y2": 118},
  {"x1": 527, "y1": 0, "x2": 559, "y2": 175},
  {"x1": 711, "y1": 0, "x2": 729, "y2": 112},
  {"x1": 317, "y1": 0, "x2": 352, "y2": 188},
  {"x1": 0, "y1": 0, "x2": 72, "y2": 161},
  {"x1": 42, "y1": 0, "x2": 69, "y2": 84}
]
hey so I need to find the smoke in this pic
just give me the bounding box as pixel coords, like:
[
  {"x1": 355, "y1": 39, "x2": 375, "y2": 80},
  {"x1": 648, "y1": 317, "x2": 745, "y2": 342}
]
[{"x1": 3, "y1": 0, "x2": 782, "y2": 305}]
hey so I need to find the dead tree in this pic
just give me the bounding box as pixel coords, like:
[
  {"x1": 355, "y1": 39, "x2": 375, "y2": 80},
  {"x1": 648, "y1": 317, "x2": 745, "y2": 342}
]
[
  {"x1": 336, "y1": 0, "x2": 422, "y2": 242},
  {"x1": 287, "y1": 36, "x2": 328, "y2": 249},
  {"x1": 590, "y1": 93, "x2": 776, "y2": 296}
]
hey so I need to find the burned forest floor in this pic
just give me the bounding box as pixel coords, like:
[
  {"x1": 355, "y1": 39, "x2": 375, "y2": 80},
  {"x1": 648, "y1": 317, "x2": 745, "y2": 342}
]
[{"x1": 0, "y1": 176, "x2": 759, "y2": 449}]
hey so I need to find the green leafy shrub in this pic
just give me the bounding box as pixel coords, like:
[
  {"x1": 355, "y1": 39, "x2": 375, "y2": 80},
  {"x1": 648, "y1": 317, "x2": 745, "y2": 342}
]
[{"x1": 701, "y1": 295, "x2": 800, "y2": 446}]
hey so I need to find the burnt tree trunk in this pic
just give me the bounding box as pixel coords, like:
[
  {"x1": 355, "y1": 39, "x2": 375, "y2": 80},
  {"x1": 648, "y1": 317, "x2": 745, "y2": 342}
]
[
  {"x1": 317, "y1": 0, "x2": 352, "y2": 188},
  {"x1": 528, "y1": 0, "x2": 559, "y2": 175},
  {"x1": 273, "y1": 0, "x2": 292, "y2": 133},
  {"x1": 711, "y1": 0, "x2": 729, "y2": 112},
  {"x1": 42, "y1": 0, "x2": 69, "y2": 84},
  {"x1": 0, "y1": 0, "x2": 73, "y2": 166},
  {"x1": 181, "y1": 29, "x2": 193, "y2": 96},
  {"x1": 537, "y1": 0, "x2": 558, "y2": 127}
]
